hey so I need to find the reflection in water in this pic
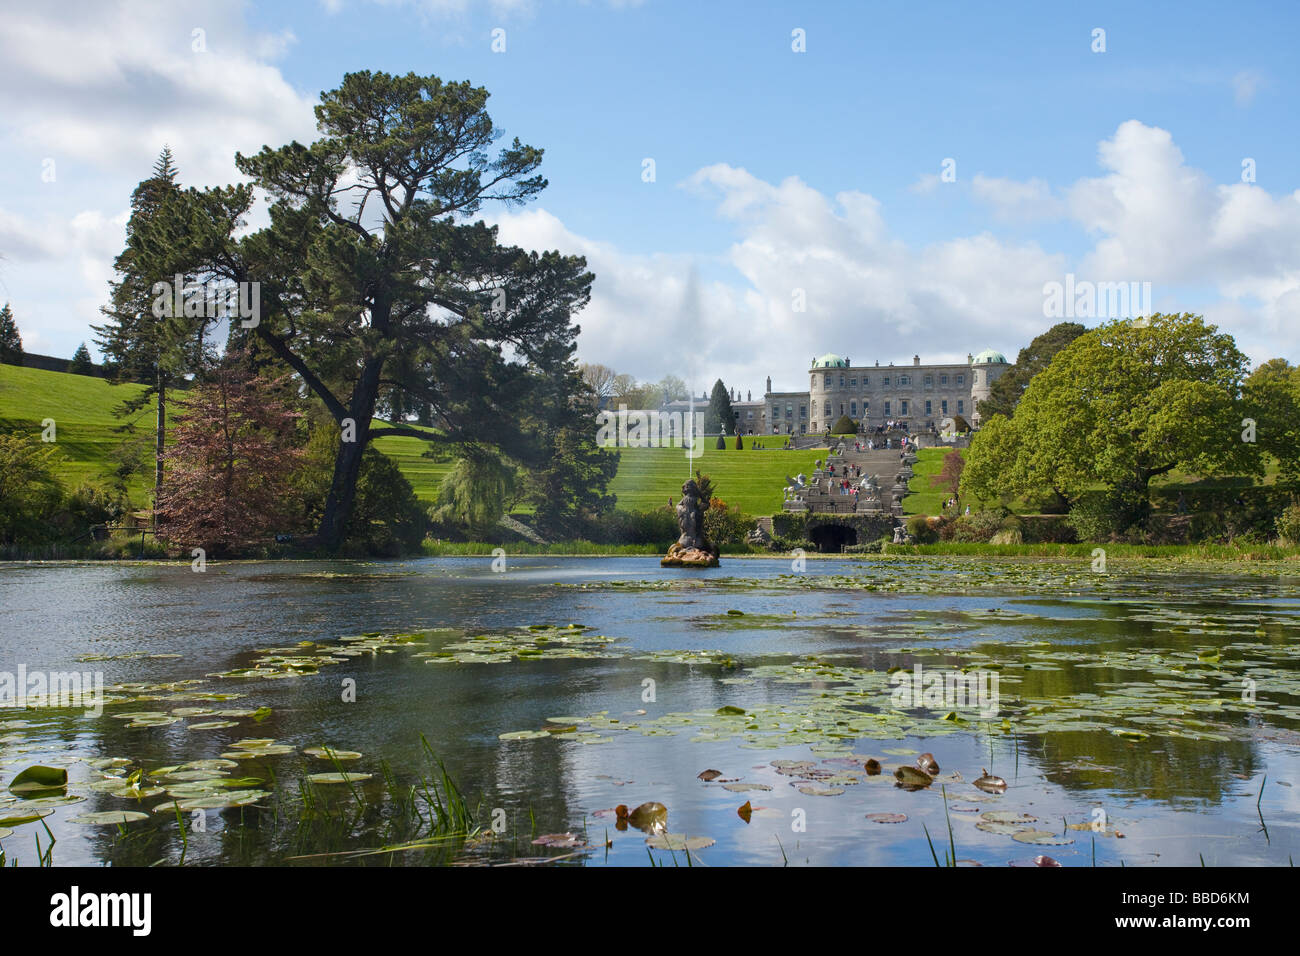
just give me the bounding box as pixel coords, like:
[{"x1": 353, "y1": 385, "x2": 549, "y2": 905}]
[{"x1": 0, "y1": 556, "x2": 1297, "y2": 867}]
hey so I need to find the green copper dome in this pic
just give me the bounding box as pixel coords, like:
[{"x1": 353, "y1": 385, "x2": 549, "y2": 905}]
[
  {"x1": 813, "y1": 353, "x2": 847, "y2": 368},
  {"x1": 973, "y1": 349, "x2": 1007, "y2": 364}
]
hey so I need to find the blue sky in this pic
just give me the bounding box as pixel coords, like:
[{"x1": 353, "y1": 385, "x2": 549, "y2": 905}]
[{"x1": 2, "y1": 0, "x2": 1297, "y2": 394}]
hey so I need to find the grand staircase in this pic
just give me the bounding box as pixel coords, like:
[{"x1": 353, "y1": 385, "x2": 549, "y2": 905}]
[{"x1": 782, "y1": 433, "x2": 916, "y2": 516}]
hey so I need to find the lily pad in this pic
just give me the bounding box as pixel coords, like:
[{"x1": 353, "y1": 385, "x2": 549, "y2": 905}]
[
  {"x1": 645, "y1": 833, "x2": 715, "y2": 851},
  {"x1": 306, "y1": 772, "x2": 374, "y2": 785},
  {"x1": 1011, "y1": 830, "x2": 1075, "y2": 846},
  {"x1": 866, "y1": 812, "x2": 908, "y2": 823},
  {"x1": 8, "y1": 765, "x2": 68, "y2": 794},
  {"x1": 70, "y1": 811, "x2": 150, "y2": 825}
]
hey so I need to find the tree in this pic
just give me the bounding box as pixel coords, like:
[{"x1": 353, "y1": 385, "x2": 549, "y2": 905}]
[
  {"x1": 930, "y1": 449, "x2": 965, "y2": 507},
  {"x1": 1244, "y1": 358, "x2": 1300, "y2": 487},
  {"x1": 149, "y1": 72, "x2": 594, "y2": 552},
  {"x1": 93, "y1": 147, "x2": 212, "y2": 513},
  {"x1": 959, "y1": 414, "x2": 1020, "y2": 506},
  {"x1": 1007, "y1": 314, "x2": 1258, "y2": 523},
  {"x1": 977, "y1": 321, "x2": 1087, "y2": 420},
  {"x1": 655, "y1": 374, "x2": 688, "y2": 406},
  {"x1": 69, "y1": 342, "x2": 94, "y2": 375},
  {"x1": 830, "y1": 414, "x2": 857, "y2": 434},
  {"x1": 951, "y1": 413, "x2": 970, "y2": 434},
  {"x1": 735, "y1": 432, "x2": 743, "y2": 449},
  {"x1": 705, "y1": 379, "x2": 734, "y2": 435},
  {"x1": 580, "y1": 363, "x2": 618, "y2": 409},
  {"x1": 431, "y1": 450, "x2": 515, "y2": 538},
  {"x1": 0, "y1": 303, "x2": 22, "y2": 365},
  {"x1": 154, "y1": 361, "x2": 302, "y2": 555},
  {"x1": 0, "y1": 431, "x2": 63, "y2": 545}
]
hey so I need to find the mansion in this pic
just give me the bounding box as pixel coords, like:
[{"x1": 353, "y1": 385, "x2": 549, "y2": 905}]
[{"x1": 727, "y1": 350, "x2": 1010, "y2": 435}]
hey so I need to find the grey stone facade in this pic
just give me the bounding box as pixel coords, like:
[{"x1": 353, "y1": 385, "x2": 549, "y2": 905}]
[{"x1": 743, "y1": 350, "x2": 1009, "y2": 435}]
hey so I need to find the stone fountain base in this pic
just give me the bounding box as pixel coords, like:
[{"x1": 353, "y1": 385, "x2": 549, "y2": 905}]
[{"x1": 660, "y1": 542, "x2": 719, "y2": 568}]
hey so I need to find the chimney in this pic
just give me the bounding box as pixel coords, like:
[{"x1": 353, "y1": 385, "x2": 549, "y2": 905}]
[
  {"x1": 766, "y1": 375, "x2": 772, "y2": 394},
  {"x1": 967, "y1": 353, "x2": 973, "y2": 364},
  {"x1": 913, "y1": 355, "x2": 920, "y2": 366},
  {"x1": 875, "y1": 360, "x2": 879, "y2": 367},
  {"x1": 747, "y1": 390, "x2": 751, "y2": 401}
]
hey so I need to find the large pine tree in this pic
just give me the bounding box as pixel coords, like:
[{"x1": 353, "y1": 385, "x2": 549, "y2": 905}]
[
  {"x1": 93, "y1": 147, "x2": 214, "y2": 512},
  {"x1": 143, "y1": 71, "x2": 608, "y2": 550},
  {"x1": 705, "y1": 379, "x2": 734, "y2": 435}
]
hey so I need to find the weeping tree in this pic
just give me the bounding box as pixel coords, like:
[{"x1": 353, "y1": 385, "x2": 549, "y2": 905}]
[
  {"x1": 137, "y1": 71, "x2": 603, "y2": 551},
  {"x1": 430, "y1": 450, "x2": 516, "y2": 538}
]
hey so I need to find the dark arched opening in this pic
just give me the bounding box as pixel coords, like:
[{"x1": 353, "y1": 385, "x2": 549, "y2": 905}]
[{"x1": 808, "y1": 523, "x2": 857, "y2": 553}]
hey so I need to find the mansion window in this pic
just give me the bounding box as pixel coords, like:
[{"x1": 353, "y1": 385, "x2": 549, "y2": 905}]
[
  {"x1": 899, "y1": 375, "x2": 910, "y2": 386},
  {"x1": 956, "y1": 374, "x2": 964, "y2": 385},
  {"x1": 839, "y1": 376, "x2": 845, "y2": 387},
  {"x1": 940, "y1": 374, "x2": 948, "y2": 385},
  {"x1": 882, "y1": 376, "x2": 890, "y2": 386},
  {"x1": 901, "y1": 400, "x2": 909, "y2": 415},
  {"x1": 824, "y1": 402, "x2": 831, "y2": 416},
  {"x1": 941, "y1": 400, "x2": 948, "y2": 415},
  {"x1": 925, "y1": 400, "x2": 932, "y2": 415},
  {"x1": 924, "y1": 375, "x2": 932, "y2": 386},
  {"x1": 824, "y1": 374, "x2": 832, "y2": 387},
  {"x1": 799, "y1": 405, "x2": 806, "y2": 418},
  {"x1": 884, "y1": 401, "x2": 891, "y2": 416},
  {"x1": 849, "y1": 378, "x2": 857, "y2": 388},
  {"x1": 850, "y1": 401, "x2": 857, "y2": 416},
  {"x1": 957, "y1": 400, "x2": 964, "y2": 414},
  {"x1": 862, "y1": 376, "x2": 869, "y2": 387}
]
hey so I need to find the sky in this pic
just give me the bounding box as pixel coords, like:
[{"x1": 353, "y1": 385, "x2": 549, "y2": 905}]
[{"x1": 1, "y1": 0, "x2": 1298, "y2": 398}]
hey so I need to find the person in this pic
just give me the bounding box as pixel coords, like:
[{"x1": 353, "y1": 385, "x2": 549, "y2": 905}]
[{"x1": 964, "y1": 505, "x2": 971, "y2": 515}]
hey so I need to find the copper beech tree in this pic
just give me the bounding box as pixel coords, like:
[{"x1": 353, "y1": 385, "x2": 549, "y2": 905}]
[{"x1": 155, "y1": 363, "x2": 302, "y2": 555}]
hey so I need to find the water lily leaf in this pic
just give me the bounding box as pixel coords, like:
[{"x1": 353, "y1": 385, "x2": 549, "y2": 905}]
[
  {"x1": 982, "y1": 811, "x2": 1037, "y2": 825},
  {"x1": 623, "y1": 801, "x2": 668, "y2": 832},
  {"x1": 716, "y1": 706, "x2": 747, "y2": 716},
  {"x1": 1034, "y1": 855, "x2": 1062, "y2": 866},
  {"x1": 697, "y1": 769, "x2": 723, "y2": 781},
  {"x1": 973, "y1": 769, "x2": 1007, "y2": 793},
  {"x1": 645, "y1": 833, "x2": 715, "y2": 851},
  {"x1": 8, "y1": 765, "x2": 67, "y2": 794},
  {"x1": 14, "y1": 794, "x2": 85, "y2": 809},
  {"x1": 864, "y1": 759, "x2": 883, "y2": 775},
  {"x1": 737, "y1": 801, "x2": 752, "y2": 823},
  {"x1": 304, "y1": 747, "x2": 363, "y2": 761},
  {"x1": 0, "y1": 809, "x2": 53, "y2": 827},
  {"x1": 251, "y1": 706, "x2": 273, "y2": 723},
  {"x1": 187, "y1": 721, "x2": 239, "y2": 731},
  {"x1": 915, "y1": 753, "x2": 940, "y2": 774},
  {"x1": 70, "y1": 811, "x2": 150, "y2": 825},
  {"x1": 532, "y1": 833, "x2": 586, "y2": 848},
  {"x1": 794, "y1": 784, "x2": 845, "y2": 796},
  {"x1": 976, "y1": 821, "x2": 1033, "y2": 835},
  {"x1": 893, "y1": 766, "x2": 933, "y2": 787},
  {"x1": 722, "y1": 782, "x2": 772, "y2": 792},
  {"x1": 498, "y1": 730, "x2": 551, "y2": 741},
  {"x1": 306, "y1": 772, "x2": 373, "y2": 785},
  {"x1": 866, "y1": 812, "x2": 908, "y2": 823},
  {"x1": 1012, "y1": 830, "x2": 1075, "y2": 846}
]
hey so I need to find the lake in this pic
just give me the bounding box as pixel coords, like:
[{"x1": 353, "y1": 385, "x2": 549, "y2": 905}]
[{"x1": 1, "y1": 555, "x2": 1298, "y2": 866}]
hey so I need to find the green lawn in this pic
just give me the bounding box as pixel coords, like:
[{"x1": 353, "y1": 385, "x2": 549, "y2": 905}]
[
  {"x1": 0, "y1": 363, "x2": 156, "y2": 499},
  {"x1": 3, "y1": 364, "x2": 823, "y2": 516},
  {"x1": 610, "y1": 442, "x2": 825, "y2": 515}
]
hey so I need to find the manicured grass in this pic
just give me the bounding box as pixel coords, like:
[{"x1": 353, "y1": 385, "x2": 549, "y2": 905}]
[
  {"x1": 369, "y1": 432, "x2": 455, "y2": 504},
  {"x1": 904, "y1": 447, "x2": 957, "y2": 516},
  {"x1": 609, "y1": 441, "x2": 826, "y2": 515},
  {"x1": 0, "y1": 362, "x2": 156, "y2": 499}
]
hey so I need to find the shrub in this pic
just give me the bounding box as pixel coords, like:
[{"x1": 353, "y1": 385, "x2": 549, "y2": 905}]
[
  {"x1": 906, "y1": 514, "x2": 939, "y2": 544},
  {"x1": 951, "y1": 508, "x2": 1009, "y2": 543},
  {"x1": 704, "y1": 499, "x2": 754, "y2": 547},
  {"x1": 830, "y1": 415, "x2": 858, "y2": 435},
  {"x1": 715, "y1": 434, "x2": 726, "y2": 450},
  {"x1": 1277, "y1": 498, "x2": 1300, "y2": 544},
  {"x1": 735, "y1": 433, "x2": 744, "y2": 450}
]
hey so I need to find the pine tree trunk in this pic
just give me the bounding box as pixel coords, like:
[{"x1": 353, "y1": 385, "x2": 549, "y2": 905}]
[
  {"x1": 316, "y1": 356, "x2": 384, "y2": 552},
  {"x1": 154, "y1": 373, "x2": 166, "y2": 527}
]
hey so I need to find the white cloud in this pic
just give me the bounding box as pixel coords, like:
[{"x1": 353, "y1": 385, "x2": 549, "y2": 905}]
[
  {"x1": 1233, "y1": 70, "x2": 1263, "y2": 107},
  {"x1": 970, "y1": 174, "x2": 1065, "y2": 222}
]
